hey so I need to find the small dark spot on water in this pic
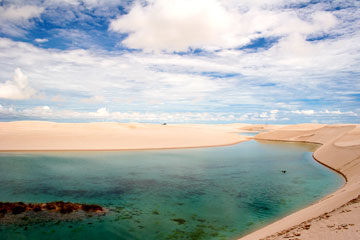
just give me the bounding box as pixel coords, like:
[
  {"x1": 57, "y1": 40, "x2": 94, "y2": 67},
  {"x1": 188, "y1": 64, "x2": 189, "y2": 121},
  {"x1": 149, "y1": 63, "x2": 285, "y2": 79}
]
[
  {"x1": 152, "y1": 210, "x2": 159, "y2": 215},
  {"x1": 186, "y1": 190, "x2": 206, "y2": 196},
  {"x1": 247, "y1": 199, "x2": 273, "y2": 213},
  {"x1": 188, "y1": 227, "x2": 206, "y2": 239},
  {"x1": 172, "y1": 218, "x2": 186, "y2": 225},
  {"x1": 236, "y1": 192, "x2": 248, "y2": 198}
]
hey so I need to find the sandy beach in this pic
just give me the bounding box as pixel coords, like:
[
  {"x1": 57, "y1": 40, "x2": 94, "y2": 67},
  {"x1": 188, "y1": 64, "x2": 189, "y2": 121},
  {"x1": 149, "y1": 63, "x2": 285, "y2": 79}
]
[{"x1": 1, "y1": 121, "x2": 360, "y2": 239}]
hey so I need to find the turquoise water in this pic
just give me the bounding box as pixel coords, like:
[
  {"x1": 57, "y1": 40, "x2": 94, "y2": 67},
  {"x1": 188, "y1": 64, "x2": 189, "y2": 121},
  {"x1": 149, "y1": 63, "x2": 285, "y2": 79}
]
[
  {"x1": 0, "y1": 140, "x2": 344, "y2": 240},
  {"x1": 238, "y1": 132, "x2": 259, "y2": 137}
]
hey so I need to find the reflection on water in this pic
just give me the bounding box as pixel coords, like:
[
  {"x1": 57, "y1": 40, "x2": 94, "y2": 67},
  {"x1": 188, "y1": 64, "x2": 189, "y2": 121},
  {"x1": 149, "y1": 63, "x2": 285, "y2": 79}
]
[{"x1": 0, "y1": 140, "x2": 343, "y2": 240}]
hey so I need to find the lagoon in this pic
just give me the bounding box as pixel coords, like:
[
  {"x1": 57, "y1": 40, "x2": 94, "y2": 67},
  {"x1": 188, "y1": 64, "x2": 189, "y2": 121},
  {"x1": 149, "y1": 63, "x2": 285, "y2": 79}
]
[{"x1": 0, "y1": 140, "x2": 344, "y2": 240}]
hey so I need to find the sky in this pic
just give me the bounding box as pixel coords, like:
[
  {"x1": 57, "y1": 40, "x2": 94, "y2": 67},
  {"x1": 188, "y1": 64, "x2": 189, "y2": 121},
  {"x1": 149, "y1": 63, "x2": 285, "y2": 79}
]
[{"x1": 0, "y1": 0, "x2": 359, "y2": 124}]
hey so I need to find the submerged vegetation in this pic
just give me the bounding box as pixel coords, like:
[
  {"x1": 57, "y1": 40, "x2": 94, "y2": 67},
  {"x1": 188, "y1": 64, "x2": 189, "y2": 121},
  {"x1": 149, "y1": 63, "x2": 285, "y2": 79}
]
[{"x1": 0, "y1": 201, "x2": 104, "y2": 216}]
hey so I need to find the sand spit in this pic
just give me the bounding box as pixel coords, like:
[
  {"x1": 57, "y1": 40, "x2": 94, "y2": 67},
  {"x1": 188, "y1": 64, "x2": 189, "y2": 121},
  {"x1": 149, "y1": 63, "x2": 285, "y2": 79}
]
[
  {"x1": 240, "y1": 123, "x2": 360, "y2": 240},
  {"x1": 0, "y1": 121, "x2": 250, "y2": 151}
]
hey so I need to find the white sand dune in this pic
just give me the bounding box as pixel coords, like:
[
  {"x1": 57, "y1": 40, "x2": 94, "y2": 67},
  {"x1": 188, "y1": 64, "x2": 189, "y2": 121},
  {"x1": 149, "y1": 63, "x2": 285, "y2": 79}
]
[
  {"x1": 240, "y1": 123, "x2": 360, "y2": 240},
  {"x1": 0, "y1": 121, "x2": 249, "y2": 151}
]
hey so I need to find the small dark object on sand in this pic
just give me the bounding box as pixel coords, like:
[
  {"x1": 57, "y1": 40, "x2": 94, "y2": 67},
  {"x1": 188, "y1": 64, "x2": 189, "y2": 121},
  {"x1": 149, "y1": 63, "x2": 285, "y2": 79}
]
[{"x1": 281, "y1": 170, "x2": 287, "y2": 174}]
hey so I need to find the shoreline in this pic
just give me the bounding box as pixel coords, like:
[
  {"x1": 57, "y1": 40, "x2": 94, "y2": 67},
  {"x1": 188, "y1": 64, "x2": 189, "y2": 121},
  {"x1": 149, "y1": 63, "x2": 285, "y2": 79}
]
[
  {"x1": 312, "y1": 152, "x2": 348, "y2": 184},
  {"x1": 0, "y1": 139, "x2": 248, "y2": 153},
  {"x1": 239, "y1": 124, "x2": 360, "y2": 240}
]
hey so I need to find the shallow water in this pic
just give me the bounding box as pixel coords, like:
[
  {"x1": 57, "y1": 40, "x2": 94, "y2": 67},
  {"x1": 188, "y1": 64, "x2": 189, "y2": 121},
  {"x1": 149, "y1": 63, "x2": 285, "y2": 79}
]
[
  {"x1": 0, "y1": 140, "x2": 344, "y2": 240},
  {"x1": 238, "y1": 132, "x2": 259, "y2": 137}
]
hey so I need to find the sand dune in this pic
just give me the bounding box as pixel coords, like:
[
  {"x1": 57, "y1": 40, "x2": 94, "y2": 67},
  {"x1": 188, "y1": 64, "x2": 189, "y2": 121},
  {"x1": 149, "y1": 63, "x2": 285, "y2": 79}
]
[
  {"x1": 240, "y1": 123, "x2": 360, "y2": 240},
  {"x1": 0, "y1": 121, "x2": 250, "y2": 151}
]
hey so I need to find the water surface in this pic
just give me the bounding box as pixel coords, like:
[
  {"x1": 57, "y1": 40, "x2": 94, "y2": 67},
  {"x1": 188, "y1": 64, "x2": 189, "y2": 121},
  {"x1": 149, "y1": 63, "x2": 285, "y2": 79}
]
[
  {"x1": 238, "y1": 132, "x2": 259, "y2": 137},
  {"x1": 0, "y1": 140, "x2": 344, "y2": 240}
]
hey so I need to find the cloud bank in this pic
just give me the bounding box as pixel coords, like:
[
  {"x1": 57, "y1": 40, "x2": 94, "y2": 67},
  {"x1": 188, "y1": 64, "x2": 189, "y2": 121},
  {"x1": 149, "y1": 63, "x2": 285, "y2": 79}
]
[
  {"x1": 0, "y1": 105, "x2": 357, "y2": 123},
  {"x1": 0, "y1": 0, "x2": 359, "y2": 123},
  {"x1": 0, "y1": 68, "x2": 35, "y2": 100},
  {"x1": 110, "y1": 0, "x2": 338, "y2": 52}
]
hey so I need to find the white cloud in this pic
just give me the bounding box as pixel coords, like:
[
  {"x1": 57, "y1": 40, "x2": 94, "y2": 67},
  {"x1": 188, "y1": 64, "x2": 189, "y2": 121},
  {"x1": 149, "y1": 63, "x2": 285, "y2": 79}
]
[
  {"x1": 0, "y1": 104, "x2": 16, "y2": 115},
  {"x1": 0, "y1": 68, "x2": 35, "y2": 100},
  {"x1": 34, "y1": 38, "x2": 48, "y2": 43},
  {"x1": 292, "y1": 110, "x2": 315, "y2": 115},
  {"x1": 110, "y1": 0, "x2": 237, "y2": 52},
  {"x1": 0, "y1": 105, "x2": 248, "y2": 122},
  {"x1": 320, "y1": 109, "x2": 357, "y2": 116},
  {"x1": 89, "y1": 107, "x2": 110, "y2": 117},
  {"x1": 257, "y1": 110, "x2": 278, "y2": 121},
  {"x1": 22, "y1": 105, "x2": 52, "y2": 117},
  {"x1": 290, "y1": 109, "x2": 358, "y2": 117},
  {"x1": 110, "y1": 0, "x2": 339, "y2": 52},
  {"x1": 0, "y1": 5, "x2": 44, "y2": 36},
  {"x1": 0, "y1": 104, "x2": 357, "y2": 123},
  {"x1": 0, "y1": 104, "x2": 284, "y2": 122}
]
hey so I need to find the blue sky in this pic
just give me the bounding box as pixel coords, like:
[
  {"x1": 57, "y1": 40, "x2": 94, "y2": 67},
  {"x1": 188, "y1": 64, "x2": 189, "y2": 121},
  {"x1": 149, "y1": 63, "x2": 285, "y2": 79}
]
[{"x1": 0, "y1": 0, "x2": 359, "y2": 123}]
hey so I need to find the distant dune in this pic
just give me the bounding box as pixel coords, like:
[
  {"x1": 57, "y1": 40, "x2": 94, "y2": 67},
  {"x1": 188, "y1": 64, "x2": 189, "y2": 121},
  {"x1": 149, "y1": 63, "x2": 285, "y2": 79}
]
[{"x1": 0, "y1": 121, "x2": 250, "y2": 151}]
